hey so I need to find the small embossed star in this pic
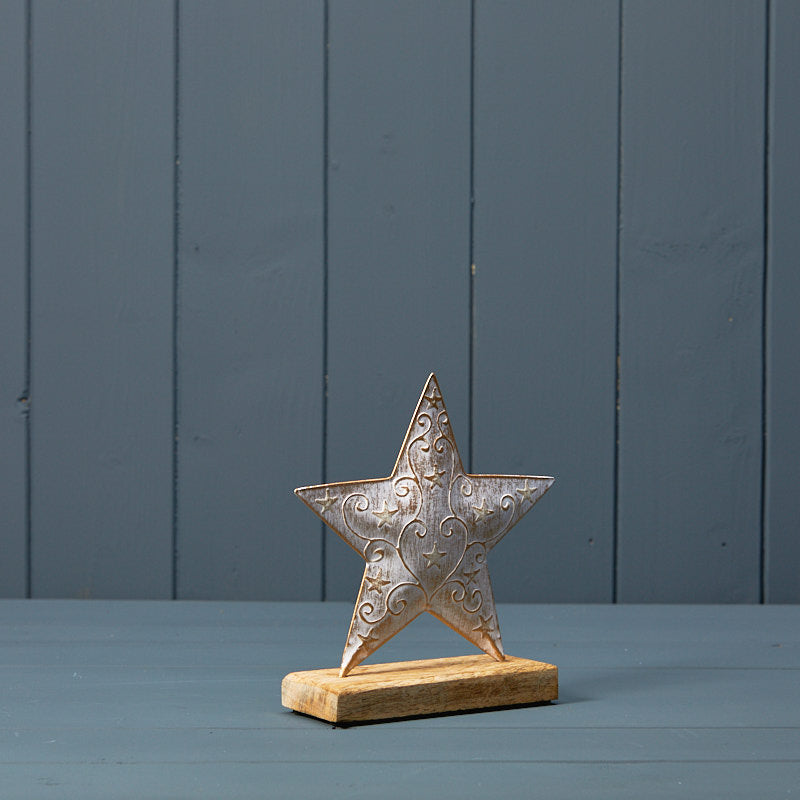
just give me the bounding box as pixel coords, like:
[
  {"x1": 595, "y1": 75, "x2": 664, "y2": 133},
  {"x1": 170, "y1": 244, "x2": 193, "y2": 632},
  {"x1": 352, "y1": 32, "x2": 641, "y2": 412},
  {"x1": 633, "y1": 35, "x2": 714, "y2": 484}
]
[
  {"x1": 356, "y1": 629, "x2": 380, "y2": 646},
  {"x1": 365, "y1": 569, "x2": 391, "y2": 595},
  {"x1": 516, "y1": 480, "x2": 536, "y2": 504},
  {"x1": 472, "y1": 615, "x2": 495, "y2": 638},
  {"x1": 463, "y1": 568, "x2": 480, "y2": 586},
  {"x1": 372, "y1": 501, "x2": 398, "y2": 528},
  {"x1": 424, "y1": 388, "x2": 442, "y2": 409},
  {"x1": 295, "y1": 373, "x2": 554, "y2": 677},
  {"x1": 472, "y1": 500, "x2": 494, "y2": 522},
  {"x1": 422, "y1": 544, "x2": 447, "y2": 569},
  {"x1": 314, "y1": 488, "x2": 338, "y2": 513},
  {"x1": 423, "y1": 468, "x2": 446, "y2": 487}
]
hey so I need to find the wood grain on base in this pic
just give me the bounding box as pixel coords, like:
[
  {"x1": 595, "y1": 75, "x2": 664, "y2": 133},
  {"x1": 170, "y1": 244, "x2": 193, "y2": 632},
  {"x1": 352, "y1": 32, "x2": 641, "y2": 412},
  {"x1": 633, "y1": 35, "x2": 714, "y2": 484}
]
[{"x1": 282, "y1": 654, "x2": 558, "y2": 723}]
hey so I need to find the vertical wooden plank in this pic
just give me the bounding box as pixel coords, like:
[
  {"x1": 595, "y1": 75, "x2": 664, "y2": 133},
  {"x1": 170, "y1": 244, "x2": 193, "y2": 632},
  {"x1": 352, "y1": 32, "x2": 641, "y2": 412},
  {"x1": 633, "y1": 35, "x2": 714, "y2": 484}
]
[
  {"x1": 765, "y1": 0, "x2": 800, "y2": 603},
  {"x1": 177, "y1": 1, "x2": 324, "y2": 599},
  {"x1": 0, "y1": 0, "x2": 27, "y2": 597},
  {"x1": 325, "y1": 0, "x2": 471, "y2": 600},
  {"x1": 472, "y1": 1, "x2": 619, "y2": 601},
  {"x1": 618, "y1": 1, "x2": 765, "y2": 602},
  {"x1": 30, "y1": 1, "x2": 174, "y2": 597}
]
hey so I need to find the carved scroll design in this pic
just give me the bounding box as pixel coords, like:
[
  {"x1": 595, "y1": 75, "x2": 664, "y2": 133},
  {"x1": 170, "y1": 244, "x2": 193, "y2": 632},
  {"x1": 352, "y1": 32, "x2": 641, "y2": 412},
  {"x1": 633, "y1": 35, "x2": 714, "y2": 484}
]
[{"x1": 294, "y1": 373, "x2": 554, "y2": 676}]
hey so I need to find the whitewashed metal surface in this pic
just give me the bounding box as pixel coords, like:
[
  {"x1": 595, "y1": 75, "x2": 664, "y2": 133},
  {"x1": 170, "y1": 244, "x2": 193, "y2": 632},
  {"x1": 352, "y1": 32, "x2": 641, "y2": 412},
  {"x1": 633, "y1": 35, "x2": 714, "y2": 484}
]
[{"x1": 296, "y1": 374, "x2": 553, "y2": 675}]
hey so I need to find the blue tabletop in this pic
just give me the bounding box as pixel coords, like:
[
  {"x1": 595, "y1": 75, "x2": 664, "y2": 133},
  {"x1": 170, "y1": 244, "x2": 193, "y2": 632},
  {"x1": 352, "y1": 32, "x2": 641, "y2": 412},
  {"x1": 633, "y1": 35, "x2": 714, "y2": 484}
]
[{"x1": 1, "y1": 601, "x2": 798, "y2": 799}]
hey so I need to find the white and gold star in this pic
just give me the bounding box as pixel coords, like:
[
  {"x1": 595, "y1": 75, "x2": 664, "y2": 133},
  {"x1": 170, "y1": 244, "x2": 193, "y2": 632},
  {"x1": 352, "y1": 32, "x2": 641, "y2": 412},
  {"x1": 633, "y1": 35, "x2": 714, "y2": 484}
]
[{"x1": 295, "y1": 374, "x2": 554, "y2": 677}]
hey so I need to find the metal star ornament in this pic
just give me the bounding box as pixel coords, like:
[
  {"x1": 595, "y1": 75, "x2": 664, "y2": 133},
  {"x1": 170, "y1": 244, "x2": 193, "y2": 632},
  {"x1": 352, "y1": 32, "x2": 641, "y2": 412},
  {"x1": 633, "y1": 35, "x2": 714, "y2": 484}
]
[{"x1": 295, "y1": 374, "x2": 554, "y2": 677}]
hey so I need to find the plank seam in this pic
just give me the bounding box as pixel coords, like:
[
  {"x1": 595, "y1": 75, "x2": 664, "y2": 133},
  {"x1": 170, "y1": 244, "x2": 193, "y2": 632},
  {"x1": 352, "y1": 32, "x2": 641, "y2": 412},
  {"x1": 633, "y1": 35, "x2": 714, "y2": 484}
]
[
  {"x1": 24, "y1": 0, "x2": 33, "y2": 599},
  {"x1": 321, "y1": 0, "x2": 330, "y2": 602},
  {"x1": 759, "y1": 0, "x2": 771, "y2": 605},
  {"x1": 612, "y1": 0, "x2": 624, "y2": 604},
  {"x1": 468, "y1": 0, "x2": 476, "y2": 474},
  {"x1": 171, "y1": 0, "x2": 181, "y2": 601},
  {"x1": 4, "y1": 759, "x2": 796, "y2": 766}
]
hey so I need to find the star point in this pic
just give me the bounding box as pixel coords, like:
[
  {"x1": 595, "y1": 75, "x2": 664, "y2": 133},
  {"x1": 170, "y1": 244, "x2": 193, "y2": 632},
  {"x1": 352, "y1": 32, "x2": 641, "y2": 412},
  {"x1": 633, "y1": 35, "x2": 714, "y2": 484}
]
[{"x1": 295, "y1": 373, "x2": 554, "y2": 676}]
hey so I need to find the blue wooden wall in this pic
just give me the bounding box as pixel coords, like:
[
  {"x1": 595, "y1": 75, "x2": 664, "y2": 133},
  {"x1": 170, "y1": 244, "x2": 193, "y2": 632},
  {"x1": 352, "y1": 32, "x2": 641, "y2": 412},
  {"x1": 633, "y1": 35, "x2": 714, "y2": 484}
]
[{"x1": 0, "y1": 0, "x2": 797, "y2": 603}]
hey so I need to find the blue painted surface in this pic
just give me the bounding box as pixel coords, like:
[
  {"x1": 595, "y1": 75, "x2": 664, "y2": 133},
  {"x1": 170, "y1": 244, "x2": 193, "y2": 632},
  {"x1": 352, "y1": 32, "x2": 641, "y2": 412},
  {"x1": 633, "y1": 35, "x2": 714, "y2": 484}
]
[
  {"x1": 29, "y1": 0, "x2": 175, "y2": 598},
  {"x1": 765, "y1": 0, "x2": 800, "y2": 603},
  {"x1": 0, "y1": 1, "x2": 795, "y2": 602},
  {"x1": 1, "y1": 600, "x2": 798, "y2": 798},
  {"x1": 617, "y1": 1, "x2": 765, "y2": 602},
  {"x1": 176, "y1": 0, "x2": 324, "y2": 600},
  {"x1": 0, "y1": 0, "x2": 27, "y2": 597}
]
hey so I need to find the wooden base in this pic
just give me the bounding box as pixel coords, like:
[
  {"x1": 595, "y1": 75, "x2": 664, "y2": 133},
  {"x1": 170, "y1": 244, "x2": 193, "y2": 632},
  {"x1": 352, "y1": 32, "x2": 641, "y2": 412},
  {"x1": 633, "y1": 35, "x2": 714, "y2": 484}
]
[{"x1": 281, "y1": 654, "x2": 558, "y2": 723}]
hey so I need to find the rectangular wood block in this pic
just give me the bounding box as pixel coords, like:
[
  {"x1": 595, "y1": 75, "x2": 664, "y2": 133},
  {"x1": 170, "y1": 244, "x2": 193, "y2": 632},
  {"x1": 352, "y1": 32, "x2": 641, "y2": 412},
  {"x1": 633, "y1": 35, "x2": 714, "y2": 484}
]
[{"x1": 282, "y1": 654, "x2": 558, "y2": 723}]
